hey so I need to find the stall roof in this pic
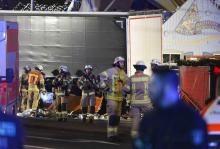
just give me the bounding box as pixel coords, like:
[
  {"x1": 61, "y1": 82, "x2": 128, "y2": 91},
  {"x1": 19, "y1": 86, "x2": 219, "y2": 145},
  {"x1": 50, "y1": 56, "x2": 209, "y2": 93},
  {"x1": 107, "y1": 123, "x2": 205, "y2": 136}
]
[{"x1": 0, "y1": 10, "x2": 129, "y2": 17}]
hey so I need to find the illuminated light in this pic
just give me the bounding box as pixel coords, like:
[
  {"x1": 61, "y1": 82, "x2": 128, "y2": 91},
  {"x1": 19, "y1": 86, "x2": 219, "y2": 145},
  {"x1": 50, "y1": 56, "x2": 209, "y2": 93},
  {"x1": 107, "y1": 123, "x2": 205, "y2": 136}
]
[
  {"x1": 189, "y1": 58, "x2": 198, "y2": 61},
  {"x1": 0, "y1": 138, "x2": 8, "y2": 149},
  {"x1": 214, "y1": 67, "x2": 220, "y2": 75},
  {"x1": 0, "y1": 122, "x2": 16, "y2": 137},
  {"x1": 208, "y1": 142, "x2": 218, "y2": 147},
  {"x1": 3, "y1": 33, "x2": 6, "y2": 39}
]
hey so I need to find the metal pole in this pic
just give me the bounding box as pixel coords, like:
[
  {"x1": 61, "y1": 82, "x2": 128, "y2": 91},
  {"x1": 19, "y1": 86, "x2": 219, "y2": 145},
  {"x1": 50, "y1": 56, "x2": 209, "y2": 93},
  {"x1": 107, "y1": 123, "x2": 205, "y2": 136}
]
[
  {"x1": 31, "y1": 0, "x2": 34, "y2": 11},
  {"x1": 104, "y1": 0, "x2": 116, "y2": 11}
]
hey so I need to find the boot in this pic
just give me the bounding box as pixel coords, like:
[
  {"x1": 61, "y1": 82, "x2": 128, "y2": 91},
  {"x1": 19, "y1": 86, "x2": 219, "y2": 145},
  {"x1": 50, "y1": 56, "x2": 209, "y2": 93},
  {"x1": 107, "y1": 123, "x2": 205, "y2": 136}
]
[
  {"x1": 82, "y1": 114, "x2": 87, "y2": 123},
  {"x1": 56, "y1": 112, "x2": 62, "y2": 121},
  {"x1": 62, "y1": 111, "x2": 68, "y2": 122}
]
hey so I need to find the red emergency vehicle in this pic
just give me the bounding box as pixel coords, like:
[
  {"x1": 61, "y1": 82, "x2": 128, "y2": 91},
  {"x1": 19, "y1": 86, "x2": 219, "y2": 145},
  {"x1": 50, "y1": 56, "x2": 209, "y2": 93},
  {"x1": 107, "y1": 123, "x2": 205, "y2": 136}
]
[
  {"x1": 0, "y1": 21, "x2": 19, "y2": 114},
  {"x1": 179, "y1": 56, "x2": 220, "y2": 136}
]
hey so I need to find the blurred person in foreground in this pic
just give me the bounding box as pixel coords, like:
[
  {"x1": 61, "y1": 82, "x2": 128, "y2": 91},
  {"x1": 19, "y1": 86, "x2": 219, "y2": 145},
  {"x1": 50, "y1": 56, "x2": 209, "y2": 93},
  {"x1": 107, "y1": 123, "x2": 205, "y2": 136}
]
[
  {"x1": 0, "y1": 110, "x2": 24, "y2": 149},
  {"x1": 133, "y1": 69, "x2": 208, "y2": 149}
]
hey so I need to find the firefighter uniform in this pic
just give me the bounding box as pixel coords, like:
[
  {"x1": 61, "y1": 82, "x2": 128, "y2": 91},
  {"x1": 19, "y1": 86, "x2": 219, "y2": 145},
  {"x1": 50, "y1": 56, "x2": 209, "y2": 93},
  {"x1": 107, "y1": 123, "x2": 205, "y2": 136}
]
[
  {"x1": 99, "y1": 56, "x2": 128, "y2": 141},
  {"x1": 77, "y1": 65, "x2": 98, "y2": 123},
  {"x1": 123, "y1": 61, "x2": 153, "y2": 138},
  {"x1": 27, "y1": 65, "x2": 45, "y2": 112},
  {"x1": 19, "y1": 66, "x2": 31, "y2": 112},
  {"x1": 52, "y1": 66, "x2": 71, "y2": 121}
]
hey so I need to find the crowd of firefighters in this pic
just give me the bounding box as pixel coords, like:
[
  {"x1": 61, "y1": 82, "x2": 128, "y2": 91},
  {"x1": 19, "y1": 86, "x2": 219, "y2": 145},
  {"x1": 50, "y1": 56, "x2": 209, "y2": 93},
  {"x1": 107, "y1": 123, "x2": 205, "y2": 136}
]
[
  {"x1": 19, "y1": 56, "x2": 208, "y2": 147},
  {"x1": 19, "y1": 56, "x2": 157, "y2": 140}
]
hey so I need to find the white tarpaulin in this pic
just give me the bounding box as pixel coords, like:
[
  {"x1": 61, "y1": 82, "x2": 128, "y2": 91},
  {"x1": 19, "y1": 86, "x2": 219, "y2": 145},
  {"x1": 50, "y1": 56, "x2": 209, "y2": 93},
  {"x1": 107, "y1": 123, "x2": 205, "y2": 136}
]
[
  {"x1": 163, "y1": 0, "x2": 220, "y2": 56},
  {"x1": 0, "y1": 13, "x2": 126, "y2": 76}
]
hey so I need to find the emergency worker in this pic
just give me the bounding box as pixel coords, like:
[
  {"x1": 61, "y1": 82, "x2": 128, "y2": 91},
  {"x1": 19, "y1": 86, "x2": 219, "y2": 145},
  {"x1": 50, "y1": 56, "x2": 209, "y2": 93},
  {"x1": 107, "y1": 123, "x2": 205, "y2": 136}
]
[
  {"x1": 52, "y1": 65, "x2": 71, "y2": 121},
  {"x1": 77, "y1": 65, "x2": 98, "y2": 123},
  {"x1": 134, "y1": 69, "x2": 208, "y2": 149},
  {"x1": 123, "y1": 61, "x2": 153, "y2": 138},
  {"x1": 19, "y1": 65, "x2": 31, "y2": 112},
  {"x1": 27, "y1": 65, "x2": 45, "y2": 115},
  {"x1": 99, "y1": 56, "x2": 128, "y2": 142},
  {"x1": 150, "y1": 59, "x2": 161, "y2": 73},
  {"x1": 0, "y1": 111, "x2": 24, "y2": 149}
]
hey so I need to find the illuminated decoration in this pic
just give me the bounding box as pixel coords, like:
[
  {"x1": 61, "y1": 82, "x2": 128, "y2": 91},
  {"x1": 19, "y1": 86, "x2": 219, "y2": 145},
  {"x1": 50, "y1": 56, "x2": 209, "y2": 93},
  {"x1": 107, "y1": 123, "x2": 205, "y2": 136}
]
[
  {"x1": 177, "y1": 59, "x2": 220, "y2": 66},
  {"x1": 175, "y1": 2, "x2": 200, "y2": 35},
  {"x1": 175, "y1": 2, "x2": 220, "y2": 35}
]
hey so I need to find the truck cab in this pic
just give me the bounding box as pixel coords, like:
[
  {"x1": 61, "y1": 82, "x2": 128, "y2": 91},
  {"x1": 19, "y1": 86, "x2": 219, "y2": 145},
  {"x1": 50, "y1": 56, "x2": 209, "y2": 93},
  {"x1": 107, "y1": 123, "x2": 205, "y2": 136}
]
[{"x1": 0, "y1": 21, "x2": 19, "y2": 114}]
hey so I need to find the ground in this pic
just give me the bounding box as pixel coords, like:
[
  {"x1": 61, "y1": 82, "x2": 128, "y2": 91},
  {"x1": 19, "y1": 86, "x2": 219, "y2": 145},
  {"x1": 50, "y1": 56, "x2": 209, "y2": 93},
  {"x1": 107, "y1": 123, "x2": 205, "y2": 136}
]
[
  {"x1": 21, "y1": 117, "x2": 220, "y2": 149},
  {"x1": 21, "y1": 118, "x2": 132, "y2": 149}
]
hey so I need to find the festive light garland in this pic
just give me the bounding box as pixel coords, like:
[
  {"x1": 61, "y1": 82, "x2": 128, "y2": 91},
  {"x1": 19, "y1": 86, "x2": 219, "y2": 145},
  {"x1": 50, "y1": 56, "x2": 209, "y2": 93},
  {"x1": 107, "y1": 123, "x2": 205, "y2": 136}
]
[
  {"x1": 177, "y1": 59, "x2": 220, "y2": 66},
  {"x1": 12, "y1": 0, "x2": 81, "y2": 11}
]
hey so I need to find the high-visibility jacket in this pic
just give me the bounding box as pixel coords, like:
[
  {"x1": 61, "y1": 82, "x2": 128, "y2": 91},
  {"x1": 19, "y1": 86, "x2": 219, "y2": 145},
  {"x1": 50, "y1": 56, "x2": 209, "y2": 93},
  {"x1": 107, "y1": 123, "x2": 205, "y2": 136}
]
[
  {"x1": 123, "y1": 72, "x2": 152, "y2": 106},
  {"x1": 52, "y1": 74, "x2": 71, "y2": 96},
  {"x1": 28, "y1": 70, "x2": 45, "y2": 91},
  {"x1": 77, "y1": 74, "x2": 98, "y2": 96},
  {"x1": 100, "y1": 67, "x2": 127, "y2": 101}
]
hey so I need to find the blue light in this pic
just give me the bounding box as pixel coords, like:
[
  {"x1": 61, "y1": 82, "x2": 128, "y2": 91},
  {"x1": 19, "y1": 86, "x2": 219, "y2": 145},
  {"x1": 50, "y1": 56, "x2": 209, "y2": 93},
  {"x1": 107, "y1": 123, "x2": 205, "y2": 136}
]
[
  {"x1": 191, "y1": 129, "x2": 204, "y2": 145},
  {"x1": 0, "y1": 137, "x2": 8, "y2": 149},
  {"x1": 208, "y1": 142, "x2": 218, "y2": 147},
  {"x1": 0, "y1": 121, "x2": 16, "y2": 137}
]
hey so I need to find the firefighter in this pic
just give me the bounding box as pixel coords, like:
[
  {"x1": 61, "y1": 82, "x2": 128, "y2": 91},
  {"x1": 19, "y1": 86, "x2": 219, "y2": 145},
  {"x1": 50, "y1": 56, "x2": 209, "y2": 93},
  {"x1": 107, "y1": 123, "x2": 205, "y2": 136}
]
[
  {"x1": 99, "y1": 56, "x2": 128, "y2": 142},
  {"x1": 150, "y1": 59, "x2": 161, "y2": 73},
  {"x1": 123, "y1": 61, "x2": 153, "y2": 138},
  {"x1": 133, "y1": 69, "x2": 208, "y2": 149},
  {"x1": 27, "y1": 65, "x2": 45, "y2": 116},
  {"x1": 52, "y1": 65, "x2": 71, "y2": 121},
  {"x1": 77, "y1": 65, "x2": 98, "y2": 123},
  {"x1": 19, "y1": 65, "x2": 31, "y2": 112}
]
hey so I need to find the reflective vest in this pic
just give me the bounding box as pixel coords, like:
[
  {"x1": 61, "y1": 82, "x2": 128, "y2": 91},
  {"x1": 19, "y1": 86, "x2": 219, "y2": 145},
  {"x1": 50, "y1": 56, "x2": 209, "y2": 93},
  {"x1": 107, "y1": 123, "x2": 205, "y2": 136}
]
[
  {"x1": 125, "y1": 74, "x2": 152, "y2": 105},
  {"x1": 100, "y1": 67, "x2": 127, "y2": 101},
  {"x1": 28, "y1": 70, "x2": 44, "y2": 91}
]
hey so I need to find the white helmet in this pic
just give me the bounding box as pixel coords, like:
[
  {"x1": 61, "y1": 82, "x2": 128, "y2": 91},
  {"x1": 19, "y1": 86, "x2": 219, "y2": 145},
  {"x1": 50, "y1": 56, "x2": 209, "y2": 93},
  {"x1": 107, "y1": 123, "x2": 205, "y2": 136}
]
[
  {"x1": 151, "y1": 59, "x2": 161, "y2": 66},
  {"x1": 133, "y1": 60, "x2": 147, "y2": 69},
  {"x1": 23, "y1": 65, "x2": 31, "y2": 72},
  {"x1": 134, "y1": 61, "x2": 146, "y2": 66},
  {"x1": 114, "y1": 56, "x2": 125, "y2": 64},
  {"x1": 84, "y1": 65, "x2": 93, "y2": 70},
  {"x1": 59, "y1": 65, "x2": 69, "y2": 72},
  {"x1": 36, "y1": 65, "x2": 44, "y2": 71}
]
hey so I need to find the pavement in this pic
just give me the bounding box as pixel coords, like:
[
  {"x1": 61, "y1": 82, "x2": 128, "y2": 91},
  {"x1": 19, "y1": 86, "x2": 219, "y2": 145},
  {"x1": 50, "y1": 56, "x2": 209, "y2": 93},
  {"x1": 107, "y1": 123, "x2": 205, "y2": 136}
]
[
  {"x1": 20, "y1": 117, "x2": 220, "y2": 149},
  {"x1": 21, "y1": 118, "x2": 133, "y2": 149}
]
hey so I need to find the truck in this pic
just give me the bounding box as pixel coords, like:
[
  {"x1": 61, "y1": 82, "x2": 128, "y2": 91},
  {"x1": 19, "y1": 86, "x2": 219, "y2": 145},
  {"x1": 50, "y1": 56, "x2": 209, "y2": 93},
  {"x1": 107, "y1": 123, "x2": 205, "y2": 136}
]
[
  {"x1": 0, "y1": 21, "x2": 19, "y2": 114},
  {"x1": 178, "y1": 56, "x2": 220, "y2": 137}
]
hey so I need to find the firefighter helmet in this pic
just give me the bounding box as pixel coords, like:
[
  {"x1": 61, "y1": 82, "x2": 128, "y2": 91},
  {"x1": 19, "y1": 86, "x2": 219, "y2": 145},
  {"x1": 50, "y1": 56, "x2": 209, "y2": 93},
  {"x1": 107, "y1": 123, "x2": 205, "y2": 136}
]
[
  {"x1": 133, "y1": 61, "x2": 147, "y2": 69},
  {"x1": 84, "y1": 65, "x2": 93, "y2": 70},
  {"x1": 36, "y1": 65, "x2": 44, "y2": 71},
  {"x1": 114, "y1": 56, "x2": 125, "y2": 64},
  {"x1": 151, "y1": 59, "x2": 161, "y2": 66},
  {"x1": 23, "y1": 65, "x2": 31, "y2": 72},
  {"x1": 59, "y1": 65, "x2": 69, "y2": 72}
]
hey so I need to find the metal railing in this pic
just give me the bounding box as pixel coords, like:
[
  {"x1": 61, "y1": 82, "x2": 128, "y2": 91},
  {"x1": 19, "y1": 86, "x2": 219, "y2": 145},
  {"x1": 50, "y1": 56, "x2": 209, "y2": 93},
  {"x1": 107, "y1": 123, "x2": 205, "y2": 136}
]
[{"x1": 0, "y1": 10, "x2": 129, "y2": 17}]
